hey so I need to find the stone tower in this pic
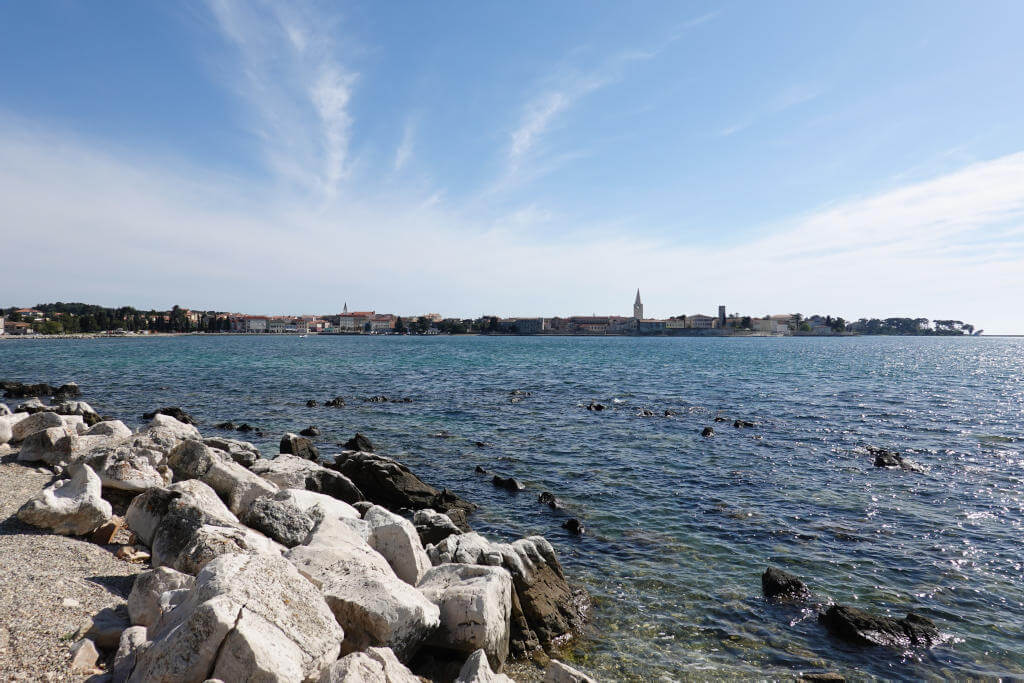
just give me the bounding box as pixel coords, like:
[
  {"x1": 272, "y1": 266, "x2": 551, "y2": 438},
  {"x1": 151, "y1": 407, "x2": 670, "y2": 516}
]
[
  {"x1": 343, "y1": 302, "x2": 348, "y2": 314},
  {"x1": 633, "y1": 289, "x2": 643, "y2": 319}
]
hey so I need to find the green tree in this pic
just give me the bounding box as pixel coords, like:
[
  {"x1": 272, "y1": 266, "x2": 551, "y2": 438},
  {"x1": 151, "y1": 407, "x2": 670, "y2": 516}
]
[{"x1": 394, "y1": 316, "x2": 407, "y2": 334}]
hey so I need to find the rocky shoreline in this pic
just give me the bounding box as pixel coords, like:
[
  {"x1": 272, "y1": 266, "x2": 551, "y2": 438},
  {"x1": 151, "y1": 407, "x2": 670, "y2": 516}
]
[{"x1": 0, "y1": 385, "x2": 596, "y2": 683}]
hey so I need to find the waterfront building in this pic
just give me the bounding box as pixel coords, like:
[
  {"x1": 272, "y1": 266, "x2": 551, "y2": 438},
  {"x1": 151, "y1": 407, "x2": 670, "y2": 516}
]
[
  {"x1": 6, "y1": 321, "x2": 33, "y2": 335},
  {"x1": 718, "y1": 306, "x2": 727, "y2": 328},
  {"x1": 633, "y1": 290, "x2": 644, "y2": 319},
  {"x1": 370, "y1": 314, "x2": 396, "y2": 333},
  {"x1": 638, "y1": 319, "x2": 667, "y2": 333},
  {"x1": 337, "y1": 311, "x2": 374, "y2": 332},
  {"x1": 240, "y1": 315, "x2": 269, "y2": 333},
  {"x1": 571, "y1": 316, "x2": 610, "y2": 334},
  {"x1": 688, "y1": 314, "x2": 717, "y2": 329},
  {"x1": 13, "y1": 308, "x2": 44, "y2": 320},
  {"x1": 267, "y1": 317, "x2": 289, "y2": 333},
  {"x1": 608, "y1": 316, "x2": 638, "y2": 333}
]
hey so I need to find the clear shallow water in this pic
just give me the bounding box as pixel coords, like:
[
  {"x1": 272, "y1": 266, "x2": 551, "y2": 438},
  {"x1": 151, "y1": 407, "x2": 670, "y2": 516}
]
[{"x1": 2, "y1": 335, "x2": 1022, "y2": 680}]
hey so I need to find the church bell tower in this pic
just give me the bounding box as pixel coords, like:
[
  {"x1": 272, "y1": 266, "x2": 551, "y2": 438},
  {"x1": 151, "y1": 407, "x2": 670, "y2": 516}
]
[{"x1": 633, "y1": 289, "x2": 643, "y2": 319}]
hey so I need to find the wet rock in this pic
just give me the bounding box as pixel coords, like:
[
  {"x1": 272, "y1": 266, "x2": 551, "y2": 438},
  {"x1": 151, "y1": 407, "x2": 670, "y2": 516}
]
[
  {"x1": 280, "y1": 432, "x2": 320, "y2": 461},
  {"x1": 733, "y1": 420, "x2": 756, "y2": 428},
  {"x1": 129, "y1": 553, "x2": 343, "y2": 682},
  {"x1": 818, "y1": 604, "x2": 940, "y2": 648},
  {"x1": 638, "y1": 409, "x2": 655, "y2": 417},
  {"x1": 713, "y1": 416, "x2": 728, "y2": 422},
  {"x1": 128, "y1": 566, "x2": 196, "y2": 628},
  {"x1": 365, "y1": 395, "x2": 391, "y2": 403},
  {"x1": 243, "y1": 496, "x2": 315, "y2": 548},
  {"x1": 252, "y1": 453, "x2": 363, "y2": 504},
  {"x1": 868, "y1": 446, "x2": 925, "y2": 473},
  {"x1": 585, "y1": 402, "x2": 605, "y2": 411},
  {"x1": 474, "y1": 441, "x2": 489, "y2": 448},
  {"x1": 141, "y1": 406, "x2": 196, "y2": 425},
  {"x1": 306, "y1": 399, "x2": 319, "y2": 407},
  {"x1": 492, "y1": 475, "x2": 525, "y2": 492},
  {"x1": 215, "y1": 421, "x2": 236, "y2": 430},
  {"x1": 544, "y1": 660, "x2": 597, "y2": 683},
  {"x1": 414, "y1": 508, "x2": 463, "y2": 547},
  {"x1": 538, "y1": 492, "x2": 561, "y2": 509},
  {"x1": 15, "y1": 397, "x2": 49, "y2": 414},
  {"x1": 236, "y1": 422, "x2": 255, "y2": 432},
  {"x1": 202, "y1": 436, "x2": 260, "y2": 468},
  {"x1": 701, "y1": 426, "x2": 715, "y2": 438},
  {"x1": 418, "y1": 564, "x2": 512, "y2": 670},
  {"x1": 332, "y1": 451, "x2": 476, "y2": 518},
  {"x1": 663, "y1": 409, "x2": 677, "y2": 417},
  {"x1": 343, "y1": 433, "x2": 374, "y2": 452},
  {"x1": 300, "y1": 425, "x2": 321, "y2": 437},
  {"x1": 761, "y1": 566, "x2": 809, "y2": 600},
  {"x1": 2, "y1": 380, "x2": 79, "y2": 399},
  {"x1": 325, "y1": 396, "x2": 346, "y2": 408},
  {"x1": 475, "y1": 465, "x2": 488, "y2": 474},
  {"x1": 17, "y1": 462, "x2": 111, "y2": 535},
  {"x1": 454, "y1": 649, "x2": 513, "y2": 683},
  {"x1": 561, "y1": 519, "x2": 584, "y2": 535}
]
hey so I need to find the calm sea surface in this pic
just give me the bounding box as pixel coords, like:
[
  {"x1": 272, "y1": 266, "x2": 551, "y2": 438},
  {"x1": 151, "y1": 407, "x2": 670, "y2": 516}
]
[{"x1": 1, "y1": 335, "x2": 1022, "y2": 680}]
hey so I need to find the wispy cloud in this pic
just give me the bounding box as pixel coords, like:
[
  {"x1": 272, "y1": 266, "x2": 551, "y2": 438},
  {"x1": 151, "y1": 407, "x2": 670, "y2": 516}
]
[
  {"x1": 719, "y1": 83, "x2": 824, "y2": 137},
  {"x1": 393, "y1": 117, "x2": 415, "y2": 172},
  {"x1": 205, "y1": 0, "x2": 357, "y2": 201}
]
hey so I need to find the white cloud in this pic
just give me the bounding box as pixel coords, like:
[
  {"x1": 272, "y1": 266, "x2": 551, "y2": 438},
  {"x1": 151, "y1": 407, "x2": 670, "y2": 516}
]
[
  {"x1": 2, "y1": 119, "x2": 1023, "y2": 332},
  {"x1": 205, "y1": 0, "x2": 357, "y2": 200},
  {"x1": 393, "y1": 117, "x2": 415, "y2": 172}
]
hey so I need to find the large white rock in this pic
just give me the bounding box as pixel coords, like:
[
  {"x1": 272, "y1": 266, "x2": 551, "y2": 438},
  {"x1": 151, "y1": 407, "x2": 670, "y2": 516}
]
[
  {"x1": 125, "y1": 480, "x2": 238, "y2": 547},
  {"x1": 0, "y1": 402, "x2": 10, "y2": 416},
  {"x1": 11, "y1": 410, "x2": 65, "y2": 442},
  {"x1": 15, "y1": 425, "x2": 74, "y2": 464},
  {"x1": 277, "y1": 489, "x2": 361, "y2": 522},
  {"x1": 170, "y1": 523, "x2": 283, "y2": 575},
  {"x1": 112, "y1": 625, "x2": 148, "y2": 683},
  {"x1": 143, "y1": 414, "x2": 202, "y2": 450},
  {"x1": 84, "y1": 437, "x2": 171, "y2": 492},
  {"x1": 287, "y1": 517, "x2": 439, "y2": 661},
  {"x1": 202, "y1": 437, "x2": 260, "y2": 468},
  {"x1": 317, "y1": 647, "x2": 420, "y2": 683},
  {"x1": 418, "y1": 564, "x2": 512, "y2": 670},
  {"x1": 544, "y1": 660, "x2": 597, "y2": 683},
  {"x1": 365, "y1": 505, "x2": 432, "y2": 586},
  {"x1": 250, "y1": 454, "x2": 362, "y2": 504},
  {"x1": 168, "y1": 440, "x2": 278, "y2": 517},
  {"x1": 87, "y1": 420, "x2": 133, "y2": 439},
  {"x1": 0, "y1": 417, "x2": 11, "y2": 445},
  {"x1": 427, "y1": 533, "x2": 505, "y2": 567},
  {"x1": 454, "y1": 649, "x2": 514, "y2": 683},
  {"x1": 16, "y1": 462, "x2": 112, "y2": 535},
  {"x1": 128, "y1": 567, "x2": 197, "y2": 629},
  {"x1": 129, "y1": 553, "x2": 343, "y2": 683}
]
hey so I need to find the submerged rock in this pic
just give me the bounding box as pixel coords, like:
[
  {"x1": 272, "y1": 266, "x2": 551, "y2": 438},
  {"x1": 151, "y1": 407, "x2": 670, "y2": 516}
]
[
  {"x1": 306, "y1": 399, "x2": 319, "y2": 407},
  {"x1": 585, "y1": 402, "x2": 605, "y2": 412},
  {"x1": 492, "y1": 475, "x2": 525, "y2": 492},
  {"x1": 733, "y1": 420, "x2": 756, "y2": 428},
  {"x1": 299, "y1": 425, "x2": 321, "y2": 437},
  {"x1": 343, "y1": 433, "x2": 374, "y2": 452},
  {"x1": 538, "y1": 492, "x2": 561, "y2": 509},
  {"x1": 325, "y1": 396, "x2": 346, "y2": 408},
  {"x1": 819, "y1": 604, "x2": 940, "y2": 648},
  {"x1": 561, "y1": 519, "x2": 584, "y2": 535},
  {"x1": 701, "y1": 426, "x2": 715, "y2": 438},
  {"x1": 761, "y1": 566, "x2": 809, "y2": 600},
  {"x1": 280, "y1": 432, "x2": 320, "y2": 461},
  {"x1": 868, "y1": 446, "x2": 926, "y2": 473}
]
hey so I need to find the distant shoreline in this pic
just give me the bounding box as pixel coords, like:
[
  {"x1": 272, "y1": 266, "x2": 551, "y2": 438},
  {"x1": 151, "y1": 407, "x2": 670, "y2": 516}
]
[{"x1": 1, "y1": 332, "x2": 1008, "y2": 341}]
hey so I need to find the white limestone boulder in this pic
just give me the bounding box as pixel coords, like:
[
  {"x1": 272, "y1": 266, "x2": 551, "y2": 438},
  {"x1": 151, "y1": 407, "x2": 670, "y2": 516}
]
[
  {"x1": 0, "y1": 402, "x2": 10, "y2": 416},
  {"x1": 418, "y1": 564, "x2": 512, "y2": 670},
  {"x1": 87, "y1": 420, "x2": 133, "y2": 439},
  {"x1": 112, "y1": 625, "x2": 148, "y2": 683},
  {"x1": 202, "y1": 437, "x2": 260, "y2": 468},
  {"x1": 317, "y1": 647, "x2": 420, "y2": 683},
  {"x1": 125, "y1": 480, "x2": 238, "y2": 547},
  {"x1": 16, "y1": 425, "x2": 75, "y2": 464},
  {"x1": 0, "y1": 417, "x2": 11, "y2": 445},
  {"x1": 17, "y1": 462, "x2": 112, "y2": 535},
  {"x1": 287, "y1": 517, "x2": 440, "y2": 661},
  {"x1": 276, "y1": 489, "x2": 361, "y2": 522},
  {"x1": 251, "y1": 453, "x2": 362, "y2": 504},
  {"x1": 128, "y1": 567, "x2": 196, "y2": 629},
  {"x1": 454, "y1": 649, "x2": 514, "y2": 683},
  {"x1": 11, "y1": 410, "x2": 64, "y2": 441},
  {"x1": 167, "y1": 440, "x2": 278, "y2": 517},
  {"x1": 365, "y1": 505, "x2": 432, "y2": 585},
  {"x1": 171, "y1": 523, "x2": 283, "y2": 575},
  {"x1": 142, "y1": 413, "x2": 202, "y2": 450},
  {"x1": 129, "y1": 553, "x2": 343, "y2": 683},
  {"x1": 83, "y1": 437, "x2": 171, "y2": 492}
]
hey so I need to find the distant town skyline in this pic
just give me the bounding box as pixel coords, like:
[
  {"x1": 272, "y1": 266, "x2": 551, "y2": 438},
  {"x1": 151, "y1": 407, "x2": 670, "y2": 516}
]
[{"x1": 2, "y1": 3, "x2": 1023, "y2": 332}]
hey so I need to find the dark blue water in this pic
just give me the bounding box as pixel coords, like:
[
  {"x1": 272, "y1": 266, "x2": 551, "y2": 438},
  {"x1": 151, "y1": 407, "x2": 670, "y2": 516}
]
[{"x1": 2, "y1": 335, "x2": 1022, "y2": 680}]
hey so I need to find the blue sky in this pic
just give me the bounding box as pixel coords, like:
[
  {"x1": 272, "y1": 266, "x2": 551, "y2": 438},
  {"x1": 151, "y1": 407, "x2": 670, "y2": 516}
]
[{"x1": 2, "y1": 1, "x2": 1024, "y2": 332}]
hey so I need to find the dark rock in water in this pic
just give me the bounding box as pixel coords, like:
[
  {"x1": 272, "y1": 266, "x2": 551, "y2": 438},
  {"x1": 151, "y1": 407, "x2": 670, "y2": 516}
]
[
  {"x1": 243, "y1": 497, "x2": 314, "y2": 548},
  {"x1": 342, "y1": 433, "x2": 373, "y2": 452},
  {"x1": 702, "y1": 426, "x2": 715, "y2": 438},
  {"x1": 586, "y1": 401, "x2": 606, "y2": 411},
  {"x1": 236, "y1": 423, "x2": 254, "y2": 432},
  {"x1": 714, "y1": 416, "x2": 728, "y2": 422},
  {"x1": 538, "y1": 491, "x2": 560, "y2": 509},
  {"x1": 819, "y1": 604, "x2": 940, "y2": 648},
  {"x1": 15, "y1": 398, "x2": 49, "y2": 414},
  {"x1": 331, "y1": 451, "x2": 477, "y2": 521},
  {"x1": 562, "y1": 518, "x2": 584, "y2": 535},
  {"x1": 364, "y1": 395, "x2": 390, "y2": 403},
  {"x1": 474, "y1": 441, "x2": 489, "y2": 448},
  {"x1": 762, "y1": 566, "x2": 809, "y2": 599},
  {"x1": 638, "y1": 409, "x2": 655, "y2": 417},
  {"x1": 867, "y1": 445, "x2": 925, "y2": 473},
  {"x1": 53, "y1": 383, "x2": 81, "y2": 400},
  {"x1": 664, "y1": 409, "x2": 677, "y2": 417},
  {"x1": 800, "y1": 674, "x2": 845, "y2": 682},
  {"x1": 474, "y1": 465, "x2": 488, "y2": 474},
  {"x1": 324, "y1": 396, "x2": 345, "y2": 408},
  {"x1": 2, "y1": 381, "x2": 80, "y2": 399},
  {"x1": 215, "y1": 421, "x2": 236, "y2": 430},
  {"x1": 492, "y1": 475, "x2": 525, "y2": 492},
  {"x1": 299, "y1": 425, "x2": 320, "y2": 437},
  {"x1": 509, "y1": 390, "x2": 531, "y2": 397},
  {"x1": 305, "y1": 399, "x2": 318, "y2": 407},
  {"x1": 430, "y1": 430, "x2": 453, "y2": 439},
  {"x1": 280, "y1": 433, "x2": 319, "y2": 461},
  {"x1": 142, "y1": 407, "x2": 196, "y2": 425},
  {"x1": 441, "y1": 506, "x2": 471, "y2": 532},
  {"x1": 733, "y1": 420, "x2": 756, "y2": 428}
]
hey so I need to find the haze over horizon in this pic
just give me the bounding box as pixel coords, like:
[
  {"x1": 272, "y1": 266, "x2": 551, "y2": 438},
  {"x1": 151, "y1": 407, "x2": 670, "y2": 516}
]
[{"x1": 2, "y1": 2, "x2": 1023, "y2": 333}]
